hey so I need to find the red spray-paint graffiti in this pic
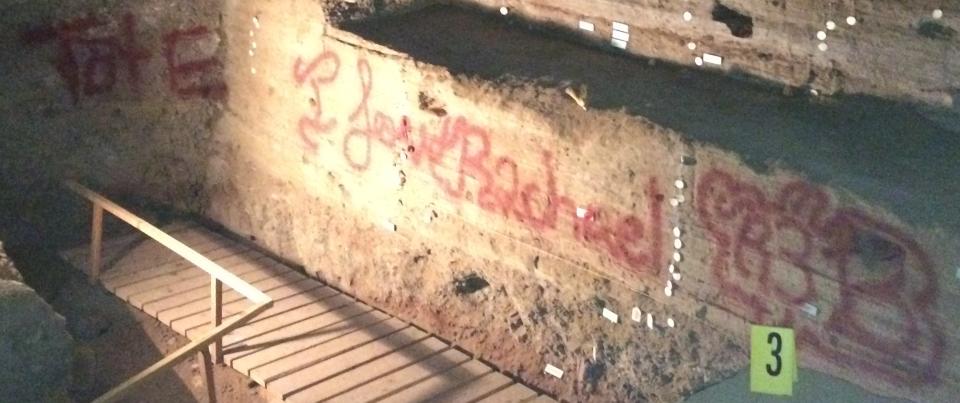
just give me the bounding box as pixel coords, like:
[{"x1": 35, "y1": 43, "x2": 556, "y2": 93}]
[
  {"x1": 292, "y1": 50, "x2": 341, "y2": 150},
  {"x1": 696, "y1": 168, "x2": 944, "y2": 386},
  {"x1": 293, "y1": 49, "x2": 664, "y2": 279},
  {"x1": 163, "y1": 26, "x2": 228, "y2": 100},
  {"x1": 21, "y1": 12, "x2": 226, "y2": 103}
]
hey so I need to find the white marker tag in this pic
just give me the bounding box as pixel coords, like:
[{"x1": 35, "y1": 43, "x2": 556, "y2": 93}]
[
  {"x1": 801, "y1": 303, "x2": 819, "y2": 317},
  {"x1": 611, "y1": 38, "x2": 628, "y2": 49},
  {"x1": 579, "y1": 20, "x2": 595, "y2": 32},
  {"x1": 612, "y1": 30, "x2": 630, "y2": 41},
  {"x1": 545, "y1": 364, "x2": 564, "y2": 379},
  {"x1": 612, "y1": 22, "x2": 629, "y2": 32},
  {"x1": 703, "y1": 53, "x2": 723, "y2": 65},
  {"x1": 602, "y1": 308, "x2": 619, "y2": 323},
  {"x1": 631, "y1": 307, "x2": 643, "y2": 322}
]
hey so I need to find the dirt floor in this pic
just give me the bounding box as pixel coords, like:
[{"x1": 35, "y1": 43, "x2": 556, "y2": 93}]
[
  {"x1": 340, "y1": 4, "x2": 960, "y2": 236},
  {"x1": 0, "y1": 181, "x2": 272, "y2": 403}
]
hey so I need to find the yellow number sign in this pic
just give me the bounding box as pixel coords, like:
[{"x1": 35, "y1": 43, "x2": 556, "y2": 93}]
[{"x1": 750, "y1": 325, "x2": 797, "y2": 396}]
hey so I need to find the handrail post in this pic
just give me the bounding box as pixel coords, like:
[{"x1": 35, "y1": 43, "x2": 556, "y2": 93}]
[
  {"x1": 89, "y1": 203, "x2": 104, "y2": 284},
  {"x1": 211, "y1": 275, "x2": 223, "y2": 363}
]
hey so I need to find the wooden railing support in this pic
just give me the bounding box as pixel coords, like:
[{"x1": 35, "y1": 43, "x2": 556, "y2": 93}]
[
  {"x1": 92, "y1": 304, "x2": 270, "y2": 403},
  {"x1": 211, "y1": 276, "x2": 223, "y2": 364},
  {"x1": 198, "y1": 345, "x2": 218, "y2": 403},
  {"x1": 89, "y1": 203, "x2": 104, "y2": 284}
]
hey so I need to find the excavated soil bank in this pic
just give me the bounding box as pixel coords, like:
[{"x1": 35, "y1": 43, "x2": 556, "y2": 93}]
[{"x1": 341, "y1": 4, "x2": 960, "y2": 236}]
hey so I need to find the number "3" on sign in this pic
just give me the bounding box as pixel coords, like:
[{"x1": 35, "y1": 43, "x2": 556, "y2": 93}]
[{"x1": 750, "y1": 325, "x2": 797, "y2": 396}]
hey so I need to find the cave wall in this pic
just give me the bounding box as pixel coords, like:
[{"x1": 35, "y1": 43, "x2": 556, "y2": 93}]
[
  {"x1": 0, "y1": 0, "x2": 227, "y2": 209},
  {"x1": 4, "y1": 0, "x2": 960, "y2": 402},
  {"x1": 202, "y1": 1, "x2": 960, "y2": 401}
]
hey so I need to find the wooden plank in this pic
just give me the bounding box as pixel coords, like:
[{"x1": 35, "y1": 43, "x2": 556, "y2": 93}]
[
  {"x1": 136, "y1": 253, "x2": 272, "y2": 313},
  {"x1": 222, "y1": 295, "x2": 369, "y2": 364},
  {"x1": 141, "y1": 263, "x2": 275, "y2": 324},
  {"x1": 230, "y1": 307, "x2": 386, "y2": 376},
  {"x1": 256, "y1": 320, "x2": 426, "y2": 392},
  {"x1": 180, "y1": 276, "x2": 319, "y2": 339},
  {"x1": 100, "y1": 226, "x2": 220, "y2": 280},
  {"x1": 303, "y1": 347, "x2": 472, "y2": 403},
  {"x1": 166, "y1": 270, "x2": 302, "y2": 333},
  {"x1": 65, "y1": 182, "x2": 271, "y2": 304},
  {"x1": 116, "y1": 249, "x2": 266, "y2": 308},
  {"x1": 191, "y1": 285, "x2": 345, "y2": 345},
  {"x1": 260, "y1": 326, "x2": 430, "y2": 396},
  {"x1": 142, "y1": 259, "x2": 278, "y2": 315},
  {"x1": 114, "y1": 252, "x2": 258, "y2": 309},
  {"x1": 92, "y1": 230, "x2": 222, "y2": 288},
  {"x1": 103, "y1": 229, "x2": 240, "y2": 279},
  {"x1": 87, "y1": 219, "x2": 194, "y2": 247},
  {"x1": 279, "y1": 337, "x2": 450, "y2": 402},
  {"x1": 427, "y1": 371, "x2": 515, "y2": 403},
  {"x1": 101, "y1": 239, "x2": 241, "y2": 290},
  {"x1": 231, "y1": 283, "x2": 340, "y2": 329},
  {"x1": 476, "y1": 382, "x2": 539, "y2": 402},
  {"x1": 377, "y1": 359, "x2": 494, "y2": 403},
  {"x1": 60, "y1": 221, "x2": 195, "y2": 271}
]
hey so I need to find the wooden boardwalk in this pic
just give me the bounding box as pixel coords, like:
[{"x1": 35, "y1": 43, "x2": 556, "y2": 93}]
[{"x1": 62, "y1": 221, "x2": 554, "y2": 403}]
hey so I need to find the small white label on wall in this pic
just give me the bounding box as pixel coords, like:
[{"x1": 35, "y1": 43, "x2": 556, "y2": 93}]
[
  {"x1": 611, "y1": 38, "x2": 628, "y2": 49},
  {"x1": 612, "y1": 22, "x2": 629, "y2": 32},
  {"x1": 545, "y1": 364, "x2": 564, "y2": 379},
  {"x1": 612, "y1": 30, "x2": 630, "y2": 41},
  {"x1": 631, "y1": 307, "x2": 643, "y2": 322},
  {"x1": 579, "y1": 20, "x2": 595, "y2": 32},
  {"x1": 703, "y1": 53, "x2": 723, "y2": 65},
  {"x1": 801, "y1": 303, "x2": 819, "y2": 317},
  {"x1": 602, "y1": 308, "x2": 619, "y2": 323}
]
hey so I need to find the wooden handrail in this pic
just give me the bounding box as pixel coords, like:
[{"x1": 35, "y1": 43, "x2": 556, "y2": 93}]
[
  {"x1": 65, "y1": 181, "x2": 271, "y2": 304},
  {"x1": 65, "y1": 181, "x2": 273, "y2": 403}
]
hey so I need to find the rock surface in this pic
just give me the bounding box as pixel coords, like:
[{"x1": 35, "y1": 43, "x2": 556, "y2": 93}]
[{"x1": 0, "y1": 277, "x2": 73, "y2": 402}]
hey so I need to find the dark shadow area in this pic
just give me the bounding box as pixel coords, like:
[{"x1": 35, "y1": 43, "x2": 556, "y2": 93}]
[
  {"x1": 341, "y1": 4, "x2": 960, "y2": 234},
  {"x1": 917, "y1": 20, "x2": 956, "y2": 41}
]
